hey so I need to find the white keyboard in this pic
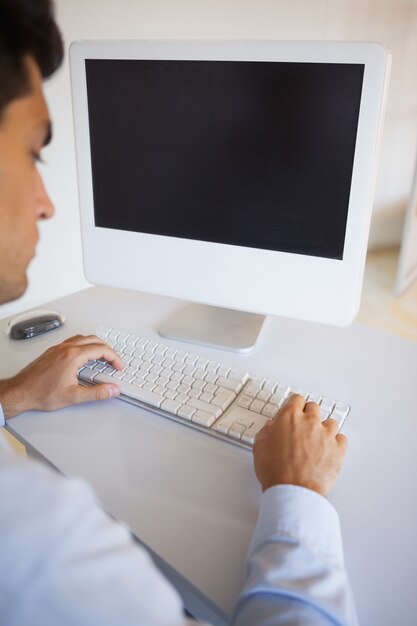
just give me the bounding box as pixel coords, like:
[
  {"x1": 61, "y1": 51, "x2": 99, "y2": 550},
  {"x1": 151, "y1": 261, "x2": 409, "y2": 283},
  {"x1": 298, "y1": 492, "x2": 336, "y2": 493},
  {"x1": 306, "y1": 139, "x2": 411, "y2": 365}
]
[{"x1": 77, "y1": 326, "x2": 350, "y2": 450}]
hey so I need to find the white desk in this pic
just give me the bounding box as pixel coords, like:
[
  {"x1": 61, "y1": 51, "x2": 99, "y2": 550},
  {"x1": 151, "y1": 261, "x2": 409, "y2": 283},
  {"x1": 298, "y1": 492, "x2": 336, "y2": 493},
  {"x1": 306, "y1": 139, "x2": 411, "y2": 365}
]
[{"x1": 2, "y1": 286, "x2": 417, "y2": 624}]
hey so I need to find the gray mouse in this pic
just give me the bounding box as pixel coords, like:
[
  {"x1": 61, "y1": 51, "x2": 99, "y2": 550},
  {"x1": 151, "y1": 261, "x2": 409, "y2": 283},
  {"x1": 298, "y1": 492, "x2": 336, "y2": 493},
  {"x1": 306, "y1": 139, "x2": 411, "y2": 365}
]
[{"x1": 6, "y1": 309, "x2": 65, "y2": 340}]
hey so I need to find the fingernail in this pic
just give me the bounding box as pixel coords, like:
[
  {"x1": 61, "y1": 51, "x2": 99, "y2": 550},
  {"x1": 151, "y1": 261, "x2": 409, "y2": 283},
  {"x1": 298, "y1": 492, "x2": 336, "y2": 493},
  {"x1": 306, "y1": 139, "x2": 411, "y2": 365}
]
[{"x1": 108, "y1": 386, "x2": 120, "y2": 398}]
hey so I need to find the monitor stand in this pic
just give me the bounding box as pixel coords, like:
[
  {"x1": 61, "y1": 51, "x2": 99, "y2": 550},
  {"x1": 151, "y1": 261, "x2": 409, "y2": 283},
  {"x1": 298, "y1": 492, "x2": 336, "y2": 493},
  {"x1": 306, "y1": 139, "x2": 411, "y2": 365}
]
[{"x1": 158, "y1": 303, "x2": 266, "y2": 353}]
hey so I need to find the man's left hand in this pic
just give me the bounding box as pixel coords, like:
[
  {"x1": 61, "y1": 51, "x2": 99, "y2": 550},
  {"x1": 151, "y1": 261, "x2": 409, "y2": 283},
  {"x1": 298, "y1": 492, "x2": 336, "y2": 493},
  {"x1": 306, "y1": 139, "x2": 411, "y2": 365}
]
[{"x1": 0, "y1": 335, "x2": 123, "y2": 419}]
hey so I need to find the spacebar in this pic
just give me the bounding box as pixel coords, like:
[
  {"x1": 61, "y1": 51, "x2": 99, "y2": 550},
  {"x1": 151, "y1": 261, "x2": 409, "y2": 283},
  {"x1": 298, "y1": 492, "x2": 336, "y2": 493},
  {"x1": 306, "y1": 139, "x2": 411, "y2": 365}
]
[{"x1": 95, "y1": 373, "x2": 163, "y2": 408}]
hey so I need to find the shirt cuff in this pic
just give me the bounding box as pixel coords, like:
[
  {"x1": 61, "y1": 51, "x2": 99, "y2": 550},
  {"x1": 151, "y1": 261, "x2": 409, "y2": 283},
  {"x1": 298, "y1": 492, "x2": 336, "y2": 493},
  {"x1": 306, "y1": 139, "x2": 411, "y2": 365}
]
[
  {"x1": 0, "y1": 402, "x2": 5, "y2": 427},
  {"x1": 250, "y1": 484, "x2": 344, "y2": 568}
]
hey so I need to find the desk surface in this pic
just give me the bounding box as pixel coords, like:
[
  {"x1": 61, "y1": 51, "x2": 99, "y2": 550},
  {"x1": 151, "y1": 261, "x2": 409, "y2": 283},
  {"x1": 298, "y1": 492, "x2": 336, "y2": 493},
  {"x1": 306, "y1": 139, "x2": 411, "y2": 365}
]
[{"x1": 2, "y1": 286, "x2": 417, "y2": 624}]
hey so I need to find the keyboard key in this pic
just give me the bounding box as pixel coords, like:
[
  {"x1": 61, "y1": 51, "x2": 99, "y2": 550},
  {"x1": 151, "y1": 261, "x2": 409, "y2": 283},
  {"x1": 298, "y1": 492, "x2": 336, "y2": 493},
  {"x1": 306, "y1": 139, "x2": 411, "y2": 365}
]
[
  {"x1": 200, "y1": 392, "x2": 214, "y2": 403},
  {"x1": 177, "y1": 384, "x2": 191, "y2": 395},
  {"x1": 93, "y1": 362, "x2": 107, "y2": 372},
  {"x1": 237, "y1": 394, "x2": 253, "y2": 410},
  {"x1": 132, "y1": 376, "x2": 146, "y2": 387},
  {"x1": 263, "y1": 380, "x2": 278, "y2": 394},
  {"x1": 123, "y1": 345, "x2": 136, "y2": 356},
  {"x1": 117, "y1": 381, "x2": 163, "y2": 408},
  {"x1": 244, "y1": 383, "x2": 260, "y2": 398},
  {"x1": 227, "y1": 407, "x2": 265, "y2": 429},
  {"x1": 320, "y1": 408, "x2": 330, "y2": 421},
  {"x1": 250, "y1": 399, "x2": 266, "y2": 414},
  {"x1": 242, "y1": 423, "x2": 264, "y2": 444},
  {"x1": 186, "y1": 398, "x2": 222, "y2": 418},
  {"x1": 178, "y1": 405, "x2": 195, "y2": 420},
  {"x1": 188, "y1": 388, "x2": 202, "y2": 399},
  {"x1": 229, "y1": 423, "x2": 246, "y2": 440},
  {"x1": 270, "y1": 393, "x2": 285, "y2": 408},
  {"x1": 228, "y1": 369, "x2": 249, "y2": 384},
  {"x1": 321, "y1": 397, "x2": 335, "y2": 412},
  {"x1": 307, "y1": 393, "x2": 322, "y2": 404},
  {"x1": 234, "y1": 413, "x2": 254, "y2": 429},
  {"x1": 204, "y1": 382, "x2": 218, "y2": 395},
  {"x1": 164, "y1": 389, "x2": 178, "y2": 400},
  {"x1": 217, "y1": 376, "x2": 242, "y2": 393},
  {"x1": 156, "y1": 376, "x2": 170, "y2": 387},
  {"x1": 192, "y1": 379, "x2": 206, "y2": 391},
  {"x1": 213, "y1": 416, "x2": 235, "y2": 434},
  {"x1": 276, "y1": 384, "x2": 291, "y2": 397},
  {"x1": 211, "y1": 391, "x2": 235, "y2": 411},
  {"x1": 79, "y1": 368, "x2": 98, "y2": 382},
  {"x1": 331, "y1": 404, "x2": 350, "y2": 429},
  {"x1": 217, "y1": 364, "x2": 231, "y2": 377},
  {"x1": 175, "y1": 392, "x2": 189, "y2": 404},
  {"x1": 160, "y1": 398, "x2": 182, "y2": 414},
  {"x1": 192, "y1": 410, "x2": 216, "y2": 427},
  {"x1": 294, "y1": 389, "x2": 309, "y2": 400},
  {"x1": 262, "y1": 403, "x2": 279, "y2": 418},
  {"x1": 257, "y1": 389, "x2": 271, "y2": 403},
  {"x1": 334, "y1": 401, "x2": 350, "y2": 415}
]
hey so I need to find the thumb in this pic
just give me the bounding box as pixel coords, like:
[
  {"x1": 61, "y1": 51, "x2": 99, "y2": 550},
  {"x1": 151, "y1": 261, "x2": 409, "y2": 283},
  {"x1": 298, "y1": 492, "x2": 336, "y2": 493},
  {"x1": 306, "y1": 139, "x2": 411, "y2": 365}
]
[{"x1": 72, "y1": 383, "x2": 121, "y2": 405}]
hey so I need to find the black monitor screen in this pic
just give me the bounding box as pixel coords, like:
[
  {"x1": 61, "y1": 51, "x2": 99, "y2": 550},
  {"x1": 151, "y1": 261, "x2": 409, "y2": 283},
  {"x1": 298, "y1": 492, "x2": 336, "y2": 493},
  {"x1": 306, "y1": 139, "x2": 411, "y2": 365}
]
[{"x1": 86, "y1": 59, "x2": 364, "y2": 260}]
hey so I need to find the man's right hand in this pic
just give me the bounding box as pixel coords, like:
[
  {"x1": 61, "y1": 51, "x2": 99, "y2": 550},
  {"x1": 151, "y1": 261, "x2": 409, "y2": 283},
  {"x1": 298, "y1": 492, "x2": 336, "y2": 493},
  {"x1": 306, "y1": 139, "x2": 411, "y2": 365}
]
[
  {"x1": 0, "y1": 335, "x2": 123, "y2": 419},
  {"x1": 253, "y1": 394, "x2": 347, "y2": 496}
]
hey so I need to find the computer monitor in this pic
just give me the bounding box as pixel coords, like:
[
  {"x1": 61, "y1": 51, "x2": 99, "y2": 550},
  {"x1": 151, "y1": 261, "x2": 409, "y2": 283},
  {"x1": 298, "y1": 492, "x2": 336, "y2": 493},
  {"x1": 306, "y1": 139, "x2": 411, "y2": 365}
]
[{"x1": 70, "y1": 40, "x2": 390, "y2": 351}]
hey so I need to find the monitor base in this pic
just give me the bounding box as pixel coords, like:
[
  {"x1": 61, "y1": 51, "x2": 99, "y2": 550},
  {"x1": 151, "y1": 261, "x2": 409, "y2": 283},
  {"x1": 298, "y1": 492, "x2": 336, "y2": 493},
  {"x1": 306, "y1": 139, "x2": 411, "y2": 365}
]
[{"x1": 158, "y1": 303, "x2": 266, "y2": 353}]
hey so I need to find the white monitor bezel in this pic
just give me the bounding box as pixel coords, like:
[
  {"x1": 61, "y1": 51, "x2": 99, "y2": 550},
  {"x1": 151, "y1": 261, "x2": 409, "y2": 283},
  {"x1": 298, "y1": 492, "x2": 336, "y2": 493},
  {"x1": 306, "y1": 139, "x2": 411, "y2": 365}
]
[{"x1": 70, "y1": 40, "x2": 390, "y2": 326}]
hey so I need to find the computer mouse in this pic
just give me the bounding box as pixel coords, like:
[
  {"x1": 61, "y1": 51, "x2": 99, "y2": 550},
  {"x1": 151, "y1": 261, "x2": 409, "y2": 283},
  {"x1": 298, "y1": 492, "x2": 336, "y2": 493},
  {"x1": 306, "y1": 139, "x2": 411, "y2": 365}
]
[{"x1": 5, "y1": 309, "x2": 65, "y2": 340}]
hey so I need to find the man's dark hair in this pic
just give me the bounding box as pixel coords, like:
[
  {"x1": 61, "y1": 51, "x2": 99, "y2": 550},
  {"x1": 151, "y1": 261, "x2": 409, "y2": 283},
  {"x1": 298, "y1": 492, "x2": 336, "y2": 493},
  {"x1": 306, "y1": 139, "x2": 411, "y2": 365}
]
[{"x1": 0, "y1": 0, "x2": 63, "y2": 117}]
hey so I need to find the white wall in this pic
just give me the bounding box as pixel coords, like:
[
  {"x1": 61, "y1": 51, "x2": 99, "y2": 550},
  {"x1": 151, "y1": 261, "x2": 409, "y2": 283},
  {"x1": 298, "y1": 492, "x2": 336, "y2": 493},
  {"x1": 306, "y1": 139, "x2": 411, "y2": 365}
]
[{"x1": 2, "y1": 0, "x2": 417, "y2": 319}]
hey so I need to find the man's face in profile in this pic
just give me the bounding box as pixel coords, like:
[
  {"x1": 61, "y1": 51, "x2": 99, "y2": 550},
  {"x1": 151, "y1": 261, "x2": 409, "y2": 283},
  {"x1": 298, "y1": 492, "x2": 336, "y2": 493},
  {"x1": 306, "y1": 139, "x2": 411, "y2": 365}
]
[{"x1": 0, "y1": 56, "x2": 54, "y2": 305}]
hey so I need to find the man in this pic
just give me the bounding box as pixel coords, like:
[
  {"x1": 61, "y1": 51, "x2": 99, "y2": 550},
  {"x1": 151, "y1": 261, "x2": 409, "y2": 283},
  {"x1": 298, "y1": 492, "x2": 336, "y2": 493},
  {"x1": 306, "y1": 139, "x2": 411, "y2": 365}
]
[{"x1": 0, "y1": 1, "x2": 356, "y2": 624}]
